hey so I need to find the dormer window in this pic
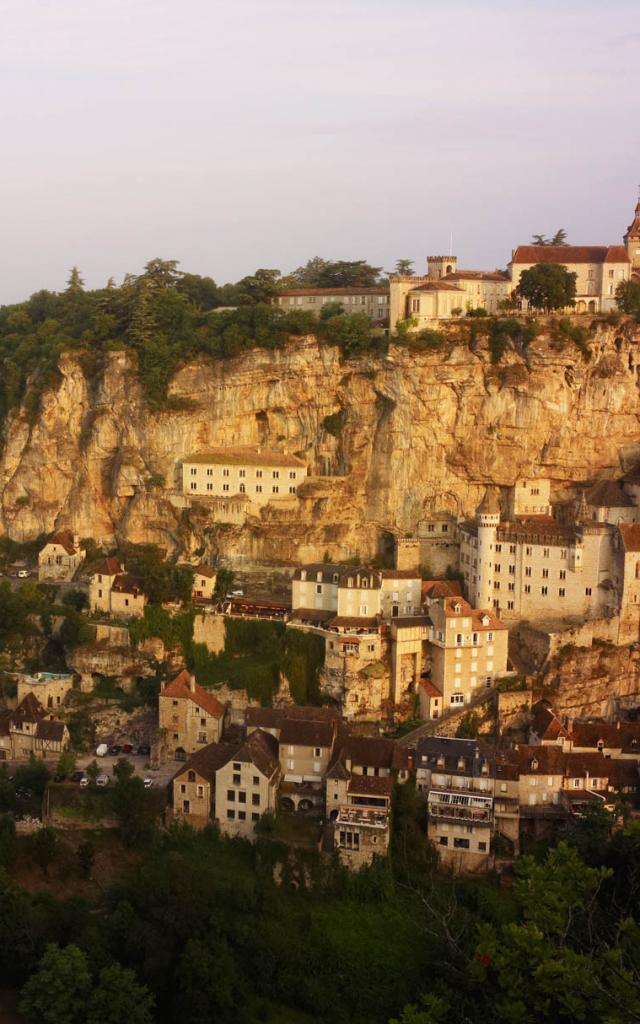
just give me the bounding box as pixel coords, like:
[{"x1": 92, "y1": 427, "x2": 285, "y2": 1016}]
[
  {"x1": 531, "y1": 758, "x2": 538, "y2": 770},
  {"x1": 453, "y1": 602, "x2": 461, "y2": 613},
  {"x1": 300, "y1": 570, "x2": 307, "y2": 581},
  {"x1": 437, "y1": 755, "x2": 445, "y2": 767},
  {"x1": 362, "y1": 579, "x2": 368, "y2": 589},
  {"x1": 332, "y1": 574, "x2": 339, "y2": 583},
  {"x1": 316, "y1": 571, "x2": 322, "y2": 582},
  {"x1": 457, "y1": 757, "x2": 465, "y2": 770},
  {"x1": 348, "y1": 578, "x2": 353, "y2": 588}
]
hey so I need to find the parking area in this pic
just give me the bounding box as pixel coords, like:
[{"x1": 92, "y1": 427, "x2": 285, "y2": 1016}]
[{"x1": 74, "y1": 752, "x2": 179, "y2": 788}]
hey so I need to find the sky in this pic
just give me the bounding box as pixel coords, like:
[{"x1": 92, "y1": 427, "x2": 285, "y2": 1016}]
[{"x1": 1, "y1": 0, "x2": 639, "y2": 303}]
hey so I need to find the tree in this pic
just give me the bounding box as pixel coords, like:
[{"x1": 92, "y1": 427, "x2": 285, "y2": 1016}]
[
  {"x1": 214, "y1": 567, "x2": 235, "y2": 599},
  {"x1": 319, "y1": 300, "x2": 345, "y2": 321},
  {"x1": 55, "y1": 749, "x2": 76, "y2": 777},
  {"x1": 15, "y1": 753, "x2": 50, "y2": 798},
  {"x1": 393, "y1": 259, "x2": 415, "y2": 277},
  {"x1": 85, "y1": 759, "x2": 100, "y2": 784},
  {"x1": 616, "y1": 279, "x2": 640, "y2": 319},
  {"x1": 0, "y1": 814, "x2": 16, "y2": 868},
  {"x1": 283, "y1": 257, "x2": 383, "y2": 288},
  {"x1": 19, "y1": 943, "x2": 91, "y2": 1024},
  {"x1": 174, "y1": 938, "x2": 237, "y2": 1023},
  {"x1": 112, "y1": 774, "x2": 153, "y2": 846},
  {"x1": 32, "y1": 826, "x2": 57, "y2": 878},
  {"x1": 77, "y1": 839, "x2": 95, "y2": 879},
  {"x1": 66, "y1": 266, "x2": 85, "y2": 293},
  {"x1": 517, "y1": 263, "x2": 577, "y2": 311},
  {"x1": 389, "y1": 994, "x2": 450, "y2": 1024},
  {"x1": 86, "y1": 963, "x2": 155, "y2": 1024},
  {"x1": 113, "y1": 757, "x2": 135, "y2": 783},
  {"x1": 61, "y1": 588, "x2": 88, "y2": 612},
  {"x1": 531, "y1": 229, "x2": 568, "y2": 246}
]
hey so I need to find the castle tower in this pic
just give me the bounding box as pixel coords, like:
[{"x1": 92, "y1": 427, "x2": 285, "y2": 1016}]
[
  {"x1": 624, "y1": 196, "x2": 640, "y2": 270},
  {"x1": 427, "y1": 255, "x2": 457, "y2": 280},
  {"x1": 473, "y1": 487, "x2": 501, "y2": 610}
]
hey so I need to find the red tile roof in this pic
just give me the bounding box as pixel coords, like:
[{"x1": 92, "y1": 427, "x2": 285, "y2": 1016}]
[
  {"x1": 419, "y1": 678, "x2": 442, "y2": 699},
  {"x1": 162, "y1": 669, "x2": 225, "y2": 719},
  {"x1": 46, "y1": 529, "x2": 78, "y2": 556},
  {"x1": 185, "y1": 446, "x2": 306, "y2": 468},
  {"x1": 93, "y1": 556, "x2": 123, "y2": 577},
  {"x1": 422, "y1": 580, "x2": 463, "y2": 600},
  {"x1": 444, "y1": 271, "x2": 510, "y2": 282},
  {"x1": 347, "y1": 775, "x2": 393, "y2": 798},
  {"x1": 442, "y1": 597, "x2": 506, "y2": 630},
  {"x1": 195, "y1": 564, "x2": 217, "y2": 578},
  {"x1": 618, "y1": 523, "x2": 640, "y2": 553},
  {"x1": 512, "y1": 245, "x2": 630, "y2": 265}
]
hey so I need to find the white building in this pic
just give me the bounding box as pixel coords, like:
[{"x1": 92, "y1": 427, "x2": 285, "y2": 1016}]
[
  {"x1": 38, "y1": 530, "x2": 85, "y2": 582},
  {"x1": 182, "y1": 446, "x2": 306, "y2": 506}
]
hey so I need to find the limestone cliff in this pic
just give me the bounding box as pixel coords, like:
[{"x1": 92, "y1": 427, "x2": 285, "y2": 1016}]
[{"x1": 2, "y1": 321, "x2": 640, "y2": 564}]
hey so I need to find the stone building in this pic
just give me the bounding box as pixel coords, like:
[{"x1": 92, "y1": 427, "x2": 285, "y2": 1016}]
[
  {"x1": 192, "y1": 564, "x2": 217, "y2": 601},
  {"x1": 182, "y1": 446, "x2": 306, "y2": 506},
  {"x1": 459, "y1": 486, "x2": 619, "y2": 625},
  {"x1": 425, "y1": 596, "x2": 509, "y2": 712},
  {"x1": 509, "y1": 244, "x2": 630, "y2": 314},
  {"x1": 215, "y1": 729, "x2": 281, "y2": 839},
  {"x1": 89, "y1": 558, "x2": 147, "y2": 619},
  {"x1": 389, "y1": 255, "x2": 511, "y2": 331},
  {"x1": 38, "y1": 530, "x2": 85, "y2": 582},
  {"x1": 274, "y1": 287, "x2": 390, "y2": 326},
  {"x1": 278, "y1": 717, "x2": 338, "y2": 814},
  {"x1": 17, "y1": 672, "x2": 74, "y2": 710},
  {"x1": 0, "y1": 693, "x2": 69, "y2": 761},
  {"x1": 325, "y1": 735, "x2": 396, "y2": 820},
  {"x1": 171, "y1": 741, "x2": 237, "y2": 830},
  {"x1": 334, "y1": 775, "x2": 392, "y2": 869},
  {"x1": 625, "y1": 198, "x2": 640, "y2": 274},
  {"x1": 417, "y1": 737, "x2": 498, "y2": 872},
  {"x1": 159, "y1": 669, "x2": 226, "y2": 759}
]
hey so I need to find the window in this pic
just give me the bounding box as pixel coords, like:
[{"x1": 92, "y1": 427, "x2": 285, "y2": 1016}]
[
  {"x1": 272, "y1": 470, "x2": 279, "y2": 479},
  {"x1": 233, "y1": 774, "x2": 241, "y2": 786},
  {"x1": 453, "y1": 837, "x2": 470, "y2": 849},
  {"x1": 238, "y1": 791, "x2": 246, "y2": 804},
  {"x1": 289, "y1": 486, "x2": 296, "y2": 494},
  {"x1": 559, "y1": 587, "x2": 565, "y2": 597},
  {"x1": 223, "y1": 483, "x2": 229, "y2": 492},
  {"x1": 525, "y1": 566, "x2": 532, "y2": 577},
  {"x1": 289, "y1": 470, "x2": 296, "y2": 479},
  {"x1": 495, "y1": 544, "x2": 502, "y2": 553},
  {"x1": 223, "y1": 468, "x2": 229, "y2": 477},
  {"x1": 450, "y1": 693, "x2": 465, "y2": 705},
  {"x1": 508, "y1": 582, "x2": 515, "y2": 592},
  {"x1": 507, "y1": 600, "x2": 514, "y2": 610},
  {"x1": 314, "y1": 747, "x2": 321, "y2": 757},
  {"x1": 238, "y1": 811, "x2": 246, "y2": 820},
  {"x1": 190, "y1": 467, "x2": 197, "y2": 476},
  {"x1": 227, "y1": 809, "x2": 235, "y2": 820},
  {"x1": 541, "y1": 586, "x2": 548, "y2": 596},
  {"x1": 272, "y1": 485, "x2": 279, "y2": 494},
  {"x1": 524, "y1": 584, "x2": 531, "y2": 594},
  {"x1": 478, "y1": 841, "x2": 487, "y2": 852},
  {"x1": 227, "y1": 790, "x2": 235, "y2": 801},
  {"x1": 509, "y1": 564, "x2": 515, "y2": 575},
  {"x1": 253, "y1": 776, "x2": 259, "y2": 785},
  {"x1": 256, "y1": 485, "x2": 262, "y2": 493},
  {"x1": 252, "y1": 793, "x2": 260, "y2": 806},
  {"x1": 585, "y1": 587, "x2": 592, "y2": 596},
  {"x1": 526, "y1": 546, "x2": 532, "y2": 556},
  {"x1": 494, "y1": 563, "x2": 501, "y2": 573},
  {"x1": 256, "y1": 470, "x2": 262, "y2": 478},
  {"x1": 542, "y1": 568, "x2": 548, "y2": 579},
  {"x1": 438, "y1": 836, "x2": 448, "y2": 846},
  {"x1": 543, "y1": 548, "x2": 549, "y2": 557},
  {"x1": 252, "y1": 812, "x2": 259, "y2": 821},
  {"x1": 487, "y1": 632, "x2": 493, "y2": 642},
  {"x1": 494, "y1": 581, "x2": 500, "y2": 590},
  {"x1": 180, "y1": 784, "x2": 186, "y2": 794},
  {"x1": 316, "y1": 584, "x2": 322, "y2": 594}
]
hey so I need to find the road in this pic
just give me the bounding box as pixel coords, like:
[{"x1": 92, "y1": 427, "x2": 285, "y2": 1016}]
[{"x1": 74, "y1": 752, "x2": 178, "y2": 787}]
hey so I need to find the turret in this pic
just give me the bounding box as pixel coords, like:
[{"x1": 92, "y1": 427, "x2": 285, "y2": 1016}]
[
  {"x1": 624, "y1": 197, "x2": 640, "y2": 269},
  {"x1": 474, "y1": 487, "x2": 501, "y2": 609},
  {"x1": 427, "y1": 255, "x2": 457, "y2": 280}
]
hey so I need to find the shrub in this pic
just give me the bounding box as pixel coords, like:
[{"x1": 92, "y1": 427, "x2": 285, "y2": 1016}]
[{"x1": 323, "y1": 409, "x2": 346, "y2": 436}]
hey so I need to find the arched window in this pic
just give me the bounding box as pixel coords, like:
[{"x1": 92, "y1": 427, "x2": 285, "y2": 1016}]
[{"x1": 188, "y1": 770, "x2": 196, "y2": 782}]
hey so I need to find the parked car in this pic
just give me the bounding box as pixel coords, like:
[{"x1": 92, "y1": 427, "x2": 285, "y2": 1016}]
[
  {"x1": 137, "y1": 744, "x2": 151, "y2": 757},
  {"x1": 230, "y1": 589, "x2": 244, "y2": 597},
  {"x1": 17, "y1": 570, "x2": 30, "y2": 579},
  {"x1": 71, "y1": 771, "x2": 86, "y2": 784},
  {"x1": 143, "y1": 778, "x2": 154, "y2": 789},
  {"x1": 108, "y1": 745, "x2": 121, "y2": 756},
  {"x1": 53, "y1": 773, "x2": 67, "y2": 783},
  {"x1": 79, "y1": 776, "x2": 90, "y2": 787},
  {"x1": 121, "y1": 743, "x2": 133, "y2": 754},
  {"x1": 95, "y1": 743, "x2": 109, "y2": 757},
  {"x1": 96, "y1": 774, "x2": 110, "y2": 787}
]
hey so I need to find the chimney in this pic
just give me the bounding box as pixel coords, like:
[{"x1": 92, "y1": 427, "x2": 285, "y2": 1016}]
[
  {"x1": 160, "y1": 680, "x2": 165, "y2": 692},
  {"x1": 190, "y1": 674, "x2": 196, "y2": 693}
]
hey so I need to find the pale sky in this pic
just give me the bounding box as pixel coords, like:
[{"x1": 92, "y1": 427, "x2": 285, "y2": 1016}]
[{"x1": 1, "y1": 0, "x2": 639, "y2": 302}]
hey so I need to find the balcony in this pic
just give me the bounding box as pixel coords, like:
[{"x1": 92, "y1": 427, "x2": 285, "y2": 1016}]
[{"x1": 428, "y1": 805, "x2": 493, "y2": 826}]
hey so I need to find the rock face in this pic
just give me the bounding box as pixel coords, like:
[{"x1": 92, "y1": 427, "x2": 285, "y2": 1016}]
[
  {"x1": 2, "y1": 323, "x2": 640, "y2": 564},
  {"x1": 540, "y1": 645, "x2": 640, "y2": 718}
]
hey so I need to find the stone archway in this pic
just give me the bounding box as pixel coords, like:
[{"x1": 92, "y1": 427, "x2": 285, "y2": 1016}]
[
  {"x1": 175, "y1": 747, "x2": 187, "y2": 761},
  {"x1": 298, "y1": 798, "x2": 314, "y2": 813},
  {"x1": 575, "y1": 300, "x2": 586, "y2": 313},
  {"x1": 279, "y1": 796, "x2": 295, "y2": 812},
  {"x1": 588, "y1": 300, "x2": 597, "y2": 313}
]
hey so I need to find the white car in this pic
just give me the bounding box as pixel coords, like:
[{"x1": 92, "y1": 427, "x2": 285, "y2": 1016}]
[
  {"x1": 17, "y1": 570, "x2": 30, "y2": 579},
  {"x1": 143, "y1": 778, "x2": 154, "y2": 789},
  {"x1": 79, "y1": 776, "x2": 90, "y2": 788},
  {"x1": 96, "y1": 774, "x2": 110, "y2": 787},
  {"x1": 95, "y1": 743, "x2": 109, "y2": 757}
]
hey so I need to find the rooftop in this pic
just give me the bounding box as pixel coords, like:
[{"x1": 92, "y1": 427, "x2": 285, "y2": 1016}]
[
  {"x1": 44, "y1": 529, "x2": 78, "y2": 556},
  {"x1": 512, "y1": 245, "x2": 630, "y2": 265},
  {"x1": 280, "y1": 718, "x2": 336, "y2": 749},
  {"x1": 162, "y1": 669, "x2": 226, "y2": 720},
  {"x1": 184, "y1": 446, "x2": 306, "y2": 468}
]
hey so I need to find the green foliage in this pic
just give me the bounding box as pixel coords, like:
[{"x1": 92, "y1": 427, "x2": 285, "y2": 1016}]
[
  {"x1": 112, "y1": 774, "x2": 155, "y2": 847},
  {"x1": 77, "y1": 839, "x2": 95, "y2": 879},
  {"x1": 32, "y1": 826, "x2": 57, "y2": 877},
  {"x1": 281, "y1": 629, "x2": 325, "y2": 704},
  {"x1": 283, "y1": 257, "x2": 383, "y2": 288},
  {"x1": 552, "y1": 317, "x2": 591, "y2": 360},
  {"x1": 19, "y1": 942, "x2": 92, "y2": 1024},
  {"x1": 55, "y1": 749, "x2": 77, "y2": 776},
  {"x1": 517, "y1": 263, "x2": 577, "y2": 311},
  {"x1": 319, "y1": 300, "x2": 345, "y2": 320},
  {"x1": 396, "y1": 328, "x2": 445, "y2": 352},
  {"x1": 615, "y1": 279, "x2": 640, "y2": 319},
  {"x1": 392, "y1": 259, "x2": 415, "y2": 277},
  {"x1": 323, "y1": 408, "x2": 346, "y2": 436},
  {"x1": 122, "y1": 544, "x2": 194, "y2": 604},
  {"x1": 61, "y1": 589, "x2": 88, "y2": 612},
  {"x1": 455, "y1": 711, "x2": 481, "y2": 738},
  {"x1": 0, "y1": 814, "x2": 16, "y2": 869},
  {"x1": 466, "y1": 306, "x2": 488, "y2": 318}
]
